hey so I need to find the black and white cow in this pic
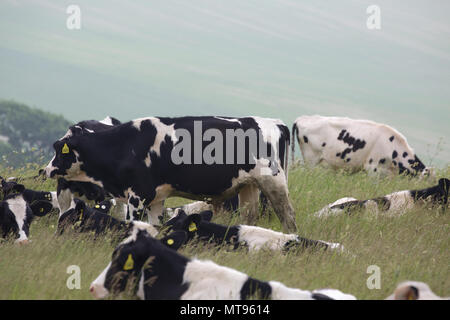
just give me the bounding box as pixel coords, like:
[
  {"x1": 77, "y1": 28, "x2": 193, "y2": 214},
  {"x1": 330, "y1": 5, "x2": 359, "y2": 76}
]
[
  {"x1": 90, "y1": 229, "x2": 356, "y2": 300},
  {"x1": 44, "y1": 116, "x2": 297, "y2": 233},
  {"x1": 292, "y1": 115, "x2": 432, "y2": 177},
  {"x1": 0, "y1": 177, "x2": 60, "y2": 212},
  {"x1": 165, "y1": 210, "x2": 343, "y2": 253},
  {"x1": 314, "y1": 178, "x2": 449, "y2": 217},
  {"x1": 44, "y1": 116, "x2": 125, "y2": 217},
  {"x1": 0, "y1": 183, "x2": 53, "y2": 243}
]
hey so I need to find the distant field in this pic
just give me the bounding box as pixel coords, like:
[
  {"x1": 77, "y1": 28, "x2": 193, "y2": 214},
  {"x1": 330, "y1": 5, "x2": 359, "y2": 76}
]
[{"x1": 0, "y1": 164, "x2": 449, "y2": 300}]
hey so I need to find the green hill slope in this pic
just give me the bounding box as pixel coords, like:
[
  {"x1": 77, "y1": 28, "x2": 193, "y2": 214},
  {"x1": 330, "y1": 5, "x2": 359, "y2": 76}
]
[{"x1": 0, "y1": 100, "x2": 71, "y2": 168}]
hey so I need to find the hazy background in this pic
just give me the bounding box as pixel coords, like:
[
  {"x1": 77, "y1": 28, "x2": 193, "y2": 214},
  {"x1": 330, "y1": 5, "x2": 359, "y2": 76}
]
[{"x1": 0, "y1": 0, "x2": 448, "y2": 165}]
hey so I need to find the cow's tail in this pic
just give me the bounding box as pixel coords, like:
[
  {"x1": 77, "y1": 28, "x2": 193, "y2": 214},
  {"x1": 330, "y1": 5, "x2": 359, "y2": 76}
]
[
  {"x1": 283, "y1": 124, "x2": 290, "y2": 182},
  {"x1": 291, "y1": 122, "x2": 298, "y2": 165}
]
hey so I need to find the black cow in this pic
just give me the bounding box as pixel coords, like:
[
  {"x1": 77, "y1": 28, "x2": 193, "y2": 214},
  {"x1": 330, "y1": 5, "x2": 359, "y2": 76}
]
[
  {"x1": 0, "y1": 183, "x2": 53, "y2": 243},
  {"x1": 57, "y1": 198, "x2": 155, "y2": 238},
  {"x1": 58, "y1": 198, "x2": 186, "y2": 249},
  {"x1": 44, "y1": 116, "x2": 297, "y2": 233},
  {"x1": 165, "y1": 210, "x2": 343, "y2": 253},
  {"x1": 315, "y1": 178, "x2": 450, "y2": 217},
  {"x1": 90, "y1": 229, "x2": 356, "y2": 300},
  {"x1": 0, "y1": 177, "x2": 59, "y2": 212}
]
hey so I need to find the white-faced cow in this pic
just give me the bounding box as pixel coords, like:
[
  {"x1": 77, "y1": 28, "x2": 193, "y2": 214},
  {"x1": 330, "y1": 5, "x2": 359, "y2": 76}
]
[
  {"x1": 44, "y1": 116, "x2": 297, "y2": 233},
  {"x1": 314, "y1": 178, "x2": 449, "y2": 217},
  {"x1": 386, "y1": 281, "x2": 449, "y2": 300},
  {"x1": 165, "y1": 210, "x2": 343, "y2": 253},
  {"x1": 90, "y1": 229, "x2": 356, "y2": 300},
  {"x1": 0, "y1": 183, "x2": 53, "y2": 243},
  {"x1": 292, "y1": 115, "x2": 432, "y2": 177}
]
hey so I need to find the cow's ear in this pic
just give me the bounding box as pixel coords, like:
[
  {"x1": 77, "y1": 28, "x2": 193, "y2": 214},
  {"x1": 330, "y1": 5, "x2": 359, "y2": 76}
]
[
  {"x1": 183, "y1": 214, "x2": 202, "y2": 233},
  {"x1": 176, "y1": 209, "x2": 188, "y2": 218},
  {"x1": 160, "y1": 231, "x2": 187, "y2": 251},
  {"x1": 403, "y1": 286, "x2": 419, "y2": 300},
  {"x1": 199, "y1": 210, "x2": 213, "y2": 222},
  {"x1": 30, "y1": 201, "x2": 53, "y2": 217},
  {"x1": 11, "y1": 183, "x2": 25, "y2": 194}
]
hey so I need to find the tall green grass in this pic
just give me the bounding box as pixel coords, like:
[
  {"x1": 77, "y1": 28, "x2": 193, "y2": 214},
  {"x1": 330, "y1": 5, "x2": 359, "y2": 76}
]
[{"x1": 0, "y1": 164, "x2": 448, "y2": 299}]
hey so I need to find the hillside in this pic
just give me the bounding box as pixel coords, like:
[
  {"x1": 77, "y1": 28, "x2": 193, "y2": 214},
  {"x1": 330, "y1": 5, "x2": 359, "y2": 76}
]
[{"x1": 0, "y1": 100, "x2": 71, "y2": 168}]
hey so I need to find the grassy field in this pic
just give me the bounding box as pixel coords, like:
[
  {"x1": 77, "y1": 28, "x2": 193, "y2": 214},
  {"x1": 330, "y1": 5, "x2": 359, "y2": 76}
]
[{"x1": 0, "y1": 163, "x2": 448, "y2": 300}]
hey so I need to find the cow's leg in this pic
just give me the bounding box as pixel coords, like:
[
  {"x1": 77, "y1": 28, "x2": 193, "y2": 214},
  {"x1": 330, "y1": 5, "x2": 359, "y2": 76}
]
[
  {"x1": 238, "y1": 184, "x2": 260, "y2": 225},
  {"x1": 57, "y1": 188, "x2": 74, "y2": 215},
  {"x1": 147, "y1": 200, "x2": 164, "y2": 225},
  {"x1": 255, "y1": 174, "x2": 298, "y2": 233},
  {"x1": 212, "y1": 199, "x2": 225, "y2": 215},
  {"x1": 127, "y1": 193, "x2": 146, "y2": 222},
  {"x1": 109, "y1": 199, "x2": 127, "y2": 221},
  {"x1": 259, "y1": 192, "x2": 270, "y2": 215}
]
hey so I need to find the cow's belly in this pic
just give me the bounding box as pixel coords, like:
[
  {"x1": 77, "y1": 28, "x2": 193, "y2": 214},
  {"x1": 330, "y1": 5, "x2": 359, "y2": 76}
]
[
  {"x1": 164, "y1": 164, "x2": 257, "y2": 198},
  {"x1": 320, "y1": 147, "x2": 369, "y2": 170}
]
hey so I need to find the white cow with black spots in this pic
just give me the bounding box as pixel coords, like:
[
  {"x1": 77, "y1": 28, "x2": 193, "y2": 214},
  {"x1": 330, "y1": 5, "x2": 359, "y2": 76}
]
[{"x1": 291, "y1": 115, "x2": 432, "y2": 177}]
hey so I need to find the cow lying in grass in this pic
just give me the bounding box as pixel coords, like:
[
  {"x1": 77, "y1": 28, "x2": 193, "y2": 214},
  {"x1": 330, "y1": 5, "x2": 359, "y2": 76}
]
[
  {"x1": 58, "y1": 198, "x2": 187, "y2": 248},
  {"x1": 58, "y1": 198, "x2": 158, "y2": 239},
  {"x1": 90, "y1": 228, "x2": 356, "y2": 300},
  {"x1": 164, "y1": 210, "x2": 343, "y2": 253},
  {"x1": 0, "y1": 182, "x2": 53, "y2": 244},
  {"x1": 314, "y1": 178, "x2": 449, "y2": 218},
  {"x1": 386, "y1": 281, "x2": 449, "y2": 300},
  {"x1": 1, "y1": 177, "x2": 60, "y2": 213}
]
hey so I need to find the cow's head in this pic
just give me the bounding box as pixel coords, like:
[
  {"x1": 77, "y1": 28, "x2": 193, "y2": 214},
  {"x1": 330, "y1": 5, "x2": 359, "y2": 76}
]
[
  {"x1": 93, "y1": 199, "x2": 114, "y2": 214},
  {"x1": 89, "y1": 229, "x2": 186, "y2": 299},
  {"x1": 1, "y1": 179, "x2": 25, "y2": 197},
  {"x1": 44, "y1": 133, "x2": 83, "y2": 179},
  {"x1": 163, "y1": 209, "x2": 212, "y2": 233},
  {"x1": 421, "y1": 166, "x2": 435, "y2": 179}
]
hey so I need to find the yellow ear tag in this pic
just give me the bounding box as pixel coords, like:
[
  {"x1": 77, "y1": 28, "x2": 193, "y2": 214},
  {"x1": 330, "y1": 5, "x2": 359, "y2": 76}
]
[
  {"x1": 188, "y1": 222, "x2": 197, "y2": 232},
  {"x1": 123, "y1": 254, "x2": 134, "y2": 270},
  {"x1": 40, "y1": 208, "x2": 44, "y2": 213},
  {"x1": 79, "y1": 209, "x2": 83, "y2": 221},
  {"x1": 95, "y1": 204, "x2": 100, "y2": 208},
  {"x1": 62, "y1": 143, "x2": 70, "y2": 154},
  {"x1": 167, "y1": 239, "x2": 174, "y2": 245}
]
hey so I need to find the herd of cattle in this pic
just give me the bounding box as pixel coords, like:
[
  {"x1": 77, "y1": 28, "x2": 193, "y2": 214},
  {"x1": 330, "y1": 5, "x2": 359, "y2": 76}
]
[{"x1": 0, "y1": 115, "x2": 448, "y2": 300}]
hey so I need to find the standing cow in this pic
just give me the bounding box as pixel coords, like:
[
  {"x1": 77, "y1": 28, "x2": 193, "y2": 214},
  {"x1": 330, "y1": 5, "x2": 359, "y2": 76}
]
[
  {"x1": 291, "y1": 115, "x2": 431, "y2": 176},
  {"x1": 44, "y1": 116, "x2": 297, "y2": 233}
]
